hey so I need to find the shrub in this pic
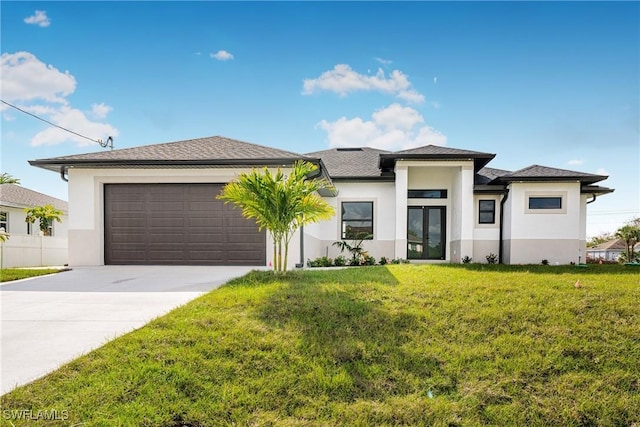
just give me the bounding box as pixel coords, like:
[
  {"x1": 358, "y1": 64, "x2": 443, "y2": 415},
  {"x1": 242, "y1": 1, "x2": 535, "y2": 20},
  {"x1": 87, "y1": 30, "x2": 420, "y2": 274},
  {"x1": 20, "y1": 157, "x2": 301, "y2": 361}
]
[
  {"x1": 307, "y1": 256, "x2": 334, "y2": 267},
  {"x1": 462, "y1": 255, "x2": 472, "y2": 264},
  {"x1": 363, "y1": 255, "x2": 376, "y2": 266},
  {"x1": 379, "y1": 256, "x2": 388, "y2": 265},
  {"x1": 541, "y1": 259, "x2": 549, "y2": 265},
  {"x1": 334, "y1": 256, "x2": 347, "y2": 267},
  {"x1": 486, "y1": 253, "x2": 498, "y2": 264},
  {"x1": 390, "y1": 258, "x2": 410, "y2": 264}
]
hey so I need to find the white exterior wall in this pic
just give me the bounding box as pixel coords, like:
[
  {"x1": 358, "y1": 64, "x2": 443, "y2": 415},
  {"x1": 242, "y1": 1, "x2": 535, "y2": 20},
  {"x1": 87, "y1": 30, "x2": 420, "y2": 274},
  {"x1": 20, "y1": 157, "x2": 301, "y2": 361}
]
[
  {"x1": 403, "y1": 160, "x2": 475, "y2": 262},
  {"x1": 505, "y1": 181, "x2": 584, "y2": 264},
  {"x1": 472, "y1": 194, "x2": 502, "y2": 263},
  {"x1": 304, "y1": 181, "x2": 396, "y2": 262},
  {"x1": 0, "y1": 205, "x2": 68, "y2": 267},
  {"x1": 67, "y1": 167, "x2": 292, "y2": 268}
]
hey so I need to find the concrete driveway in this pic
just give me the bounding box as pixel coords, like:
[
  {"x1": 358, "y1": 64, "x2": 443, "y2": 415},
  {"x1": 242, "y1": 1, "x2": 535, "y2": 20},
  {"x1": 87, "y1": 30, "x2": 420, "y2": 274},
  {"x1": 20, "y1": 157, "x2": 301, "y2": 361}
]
[{"x1": 1, "y1": 265, "x2": 255, "y2": 395}]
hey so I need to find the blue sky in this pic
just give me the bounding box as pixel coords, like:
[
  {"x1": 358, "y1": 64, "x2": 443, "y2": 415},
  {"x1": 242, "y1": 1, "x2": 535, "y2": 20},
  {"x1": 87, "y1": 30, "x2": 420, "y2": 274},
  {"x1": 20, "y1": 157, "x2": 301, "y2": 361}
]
[{"x1": 1, "y1": 1, "x2": 638, "y2": 237}]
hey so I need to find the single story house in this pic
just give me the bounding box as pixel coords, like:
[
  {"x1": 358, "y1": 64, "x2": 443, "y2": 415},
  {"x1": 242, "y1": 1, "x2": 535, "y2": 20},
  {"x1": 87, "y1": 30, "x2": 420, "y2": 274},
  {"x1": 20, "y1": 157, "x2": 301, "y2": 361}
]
[
  {"x1": 586, "y1": 239, "x2": 640, "y2": 262},
  {"x1": 29, "y1": 136, "x2": 613, "y2": 268},
  {"x1": 0, "y1": 183, "x2": 68, "y2": 267}
]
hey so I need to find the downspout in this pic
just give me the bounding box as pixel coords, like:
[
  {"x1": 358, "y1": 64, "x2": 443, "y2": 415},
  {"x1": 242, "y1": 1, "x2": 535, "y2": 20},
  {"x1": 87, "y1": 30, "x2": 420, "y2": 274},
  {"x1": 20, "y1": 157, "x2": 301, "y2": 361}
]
[
  {"x1": 296, "y1": 224, "x2": 305, "y2": 269},
  {"x1": 499, "y1": 188, "x2": 510, "y2": 264},
  {"x1": 60, "y1": 166, "x2": 69, "y2": 182},
  {"x1": 586, "y1": 194, "x2": 596, "y2": 204}
]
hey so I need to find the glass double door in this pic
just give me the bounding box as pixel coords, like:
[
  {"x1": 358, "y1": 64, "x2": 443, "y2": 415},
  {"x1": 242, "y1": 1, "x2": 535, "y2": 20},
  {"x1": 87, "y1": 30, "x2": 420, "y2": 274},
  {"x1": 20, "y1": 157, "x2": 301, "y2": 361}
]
[{"x1": 407, "y1": 206, "x2": 446, "y2": 260}]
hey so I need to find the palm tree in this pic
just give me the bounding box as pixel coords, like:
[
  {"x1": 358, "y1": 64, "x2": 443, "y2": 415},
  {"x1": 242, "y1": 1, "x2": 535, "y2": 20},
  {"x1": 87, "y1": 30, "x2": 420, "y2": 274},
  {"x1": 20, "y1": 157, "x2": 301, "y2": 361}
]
[
  {"x1": 24, "y1": 204, "x2": 63, "y2": 236},
  {"x1": 615, "y1": 221, "x2": 640, "y2": 263},
  {"x1": 218, "y1": 161, "x2": 335, "y2": 272},
  {"x1": 0, "y1": 173, "x2": 20, "y2": 184}
]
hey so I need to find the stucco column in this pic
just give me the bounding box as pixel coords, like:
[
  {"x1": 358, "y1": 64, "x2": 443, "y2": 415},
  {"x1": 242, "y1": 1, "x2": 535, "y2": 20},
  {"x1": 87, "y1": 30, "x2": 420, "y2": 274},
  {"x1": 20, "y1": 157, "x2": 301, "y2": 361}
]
[
  {"x1": 394, "y1": 165, "x2": 408, "y2": 259},
  {"x1": 459, "y1": 165, "x2": 474, "y2": 260}
]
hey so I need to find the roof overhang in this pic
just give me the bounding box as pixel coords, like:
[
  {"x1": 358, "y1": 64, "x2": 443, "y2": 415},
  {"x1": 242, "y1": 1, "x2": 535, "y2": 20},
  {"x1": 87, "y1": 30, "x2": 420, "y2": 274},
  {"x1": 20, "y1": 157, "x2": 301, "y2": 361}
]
[
  {"x1": 29, "y1": 157, "x2": 339, "y2": 197},
  {"x1": 581, "y1": 185, "x2": 615, "y2": 195},
  {"x1": 379, "y1": 153, "x2": 496, "y2": 173}
]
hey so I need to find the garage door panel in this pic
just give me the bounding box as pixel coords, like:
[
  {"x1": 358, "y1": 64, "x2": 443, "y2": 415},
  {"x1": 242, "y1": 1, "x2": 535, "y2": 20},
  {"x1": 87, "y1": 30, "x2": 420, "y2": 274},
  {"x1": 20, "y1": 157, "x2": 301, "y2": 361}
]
[{"x1": 105, "y1": 183, "x2": 265, "y2": 265}]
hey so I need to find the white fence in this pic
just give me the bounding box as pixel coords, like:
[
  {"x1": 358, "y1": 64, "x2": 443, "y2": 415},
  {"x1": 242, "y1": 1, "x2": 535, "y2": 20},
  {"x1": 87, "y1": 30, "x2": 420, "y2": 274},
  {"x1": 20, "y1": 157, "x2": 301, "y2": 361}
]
[{"x1": 0, "y1": 235, "x2": 68, "y2": 268}]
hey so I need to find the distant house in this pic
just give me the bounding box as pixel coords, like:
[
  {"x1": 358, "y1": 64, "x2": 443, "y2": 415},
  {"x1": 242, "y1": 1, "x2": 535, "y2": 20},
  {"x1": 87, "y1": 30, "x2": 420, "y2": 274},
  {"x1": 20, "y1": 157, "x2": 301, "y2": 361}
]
[
  {"x1": 28, "y1": 135, "x2": 613, "y2": 268},
  {"x1": 0, "y1": 184, "x2": 68, "y2": 267},
  {"x1": 587, "y1": 239, "x2": 640, "y2": 262}
]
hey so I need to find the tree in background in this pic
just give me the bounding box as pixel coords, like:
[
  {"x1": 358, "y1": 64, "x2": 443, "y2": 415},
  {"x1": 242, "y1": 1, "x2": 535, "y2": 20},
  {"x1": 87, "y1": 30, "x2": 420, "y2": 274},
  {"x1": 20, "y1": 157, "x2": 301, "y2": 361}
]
[
  {"x1": 614, "y1": 218, "x2": 640, "y2": 263},
  {"x1": 24, "y1": 204, "x2": 63, "y2": 236},
  {"x1": 0, "y1": 173, "x2": 20, "y2": 184},
  {"x1": 587, "y1": 232, "x2": 614, "y2": 248},
  {"x1": 218, "y1": 161, "x2": 335, "y2": 273}
]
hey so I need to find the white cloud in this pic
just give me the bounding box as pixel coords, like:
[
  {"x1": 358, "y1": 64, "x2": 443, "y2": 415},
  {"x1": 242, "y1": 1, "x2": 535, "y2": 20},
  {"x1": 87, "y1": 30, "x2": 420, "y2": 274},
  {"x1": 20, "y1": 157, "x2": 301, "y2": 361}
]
[
  {"x1": 1, "y1": 52, "x2": 76, "y2": 103},
  {"x1": 91, "y1": 103, "x2": 113, "y2": 119},
  {"x1": 318, "y1": 103, "x2": 446, "y2": 151},
  {"x1": 24, "y1": 10, "x2": 50, "y2": 27},
  {"x1": 374, "y1": 57, "x2": 392, "y2": 65},
  {"x1": 30, "y1": 106, "x2": 118, "y2": 147},
  {"x1": 302, "y1": 64, "x2": 425, "y2": 103},
  {"x1": 567, "y1": 159, "x2": 584, "y2": 166},
  {"x1": 1, "y1": 51, "x2": 118, "y2": 147},
  {"x1": 211, "y1": 50, "x2": 234, "y2": 61},
  {"x1": 596, "y1": 168, "x2": 608, "y2": 176}
]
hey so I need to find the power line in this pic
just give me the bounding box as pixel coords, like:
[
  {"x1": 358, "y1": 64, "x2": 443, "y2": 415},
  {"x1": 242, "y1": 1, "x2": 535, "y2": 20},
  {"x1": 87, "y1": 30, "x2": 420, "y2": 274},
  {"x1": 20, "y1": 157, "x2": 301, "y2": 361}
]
[{"x1": 1, "y1": 99, "x2": 113, "y2": 149}]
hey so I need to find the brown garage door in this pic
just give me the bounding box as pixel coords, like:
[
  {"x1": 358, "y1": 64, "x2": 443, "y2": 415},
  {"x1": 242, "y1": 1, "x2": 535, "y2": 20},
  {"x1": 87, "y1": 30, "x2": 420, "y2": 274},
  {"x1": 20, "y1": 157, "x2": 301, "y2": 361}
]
[{"x1": 104, "y1": 183, "x2": 266, "y2": 265}]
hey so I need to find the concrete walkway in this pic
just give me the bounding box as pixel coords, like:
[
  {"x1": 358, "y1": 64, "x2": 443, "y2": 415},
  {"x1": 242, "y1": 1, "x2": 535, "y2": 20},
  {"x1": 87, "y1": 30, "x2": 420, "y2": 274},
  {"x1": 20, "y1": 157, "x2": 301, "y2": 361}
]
[{"x1": 1, "y1": 265, "x2": 255, "y2": 395}]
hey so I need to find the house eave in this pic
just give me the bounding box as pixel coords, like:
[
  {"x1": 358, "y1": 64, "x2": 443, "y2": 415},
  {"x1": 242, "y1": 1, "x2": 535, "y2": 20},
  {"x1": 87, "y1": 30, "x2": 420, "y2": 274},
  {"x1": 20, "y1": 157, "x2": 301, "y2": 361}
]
[{"x1": 379, "y1": 153, "x2": 496, "y2": 172}]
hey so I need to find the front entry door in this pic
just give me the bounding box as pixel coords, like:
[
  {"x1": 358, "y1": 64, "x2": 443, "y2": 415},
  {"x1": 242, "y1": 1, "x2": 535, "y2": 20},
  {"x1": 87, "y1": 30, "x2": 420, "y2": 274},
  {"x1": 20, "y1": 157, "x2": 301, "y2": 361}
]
[{"x1": 407, "y1": 206, "x2": 446, "y2": 260}]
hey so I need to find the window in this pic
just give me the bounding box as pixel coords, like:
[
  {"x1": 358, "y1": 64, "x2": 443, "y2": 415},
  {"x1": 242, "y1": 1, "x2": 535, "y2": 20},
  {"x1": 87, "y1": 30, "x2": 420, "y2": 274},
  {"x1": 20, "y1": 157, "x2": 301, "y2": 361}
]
[
  {"x1": 408, "y1": 189, "x2": 448, "y2": 199},
  {"x1": 341, "y1": 202, "x2": 373, "y2": 239},
  {"x1": 528, "y1": 197, "x2": 562, "y2": 210},
  {"x1": 478, "y1": 200, "x2": 496, "y2": 224},
  {"x1": 0, "y1": 211, "x2": 7, "y2": 232}
]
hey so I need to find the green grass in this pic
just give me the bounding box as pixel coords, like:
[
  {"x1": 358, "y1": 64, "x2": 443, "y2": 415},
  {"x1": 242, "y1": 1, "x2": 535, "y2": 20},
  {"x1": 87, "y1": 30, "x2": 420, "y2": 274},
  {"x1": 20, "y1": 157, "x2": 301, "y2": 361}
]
[
  {"x1": 0, "y1": 268, "x2": 65, "y2": 282},
  {"x1": 2, "y1": 264, "x2": 638, "y2": 426}
]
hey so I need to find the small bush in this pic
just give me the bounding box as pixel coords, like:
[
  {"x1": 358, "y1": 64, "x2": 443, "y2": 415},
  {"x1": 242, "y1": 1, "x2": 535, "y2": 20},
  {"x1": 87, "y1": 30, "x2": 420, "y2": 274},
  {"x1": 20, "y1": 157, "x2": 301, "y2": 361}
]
[
  {"x1": 363, "y1": 255, "x2": 376, "y2": 266},
  {"x1": 379, "y1": 256, "x2": 389, "y2": 265},
  {"x1": 307, "y1": 256, "x2": 334, "y2": 267},
  {"x1": 390, "y1": 258, "x2": 410, "y2": 264},
  {"x1": 334, "y1": 255, "x2": 347, "y2": 267},
  {"x1": 541, "y1": 259, "x2": 549, "y2": 265},
  {"x1": 462, "y1": 255, "x2": 472, "y2": 264},
  {"x1": 486, "y1": 253, "x2": 498, "y2": 264}
]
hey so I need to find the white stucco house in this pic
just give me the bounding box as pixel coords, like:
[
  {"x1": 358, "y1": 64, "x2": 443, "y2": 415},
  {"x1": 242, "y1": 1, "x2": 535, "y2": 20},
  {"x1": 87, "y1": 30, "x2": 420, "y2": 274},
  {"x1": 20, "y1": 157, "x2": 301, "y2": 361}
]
[
  {"x1": 0, "y1": 183, "x2": 69, "y2": 267},
  {"x1": 29, "y1": 136, "x2": 613, "y2": 268}
]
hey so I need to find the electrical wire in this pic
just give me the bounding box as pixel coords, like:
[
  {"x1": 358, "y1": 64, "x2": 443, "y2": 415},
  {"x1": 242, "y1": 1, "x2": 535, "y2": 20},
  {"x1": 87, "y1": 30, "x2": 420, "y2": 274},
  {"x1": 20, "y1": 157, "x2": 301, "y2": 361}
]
[{"x1": 0, "y1": 99, "x2": 113, "y2": 148}]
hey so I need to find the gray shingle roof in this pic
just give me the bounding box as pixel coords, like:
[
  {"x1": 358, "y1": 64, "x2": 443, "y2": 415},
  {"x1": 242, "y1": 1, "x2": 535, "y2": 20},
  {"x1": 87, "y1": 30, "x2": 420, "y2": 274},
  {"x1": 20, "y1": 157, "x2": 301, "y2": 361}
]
[
  {"x1": 379, "y1": 144, "x2": 496, "y2": 172},
  {"x1": 588, "y1": 239, "x2": 627, "y2": 251},
  {"x1": 0, "y1": 184, "x2": 68, "y2": 211},
  {"x1": 475, "y1": 167, "x2": 512, "y2": 185},
  {"x1": 394, "y1": 145, "x2": 495, "y2": 157},
  {"x1": 306, "y1": 147, "x2": 391, "y2": 179},
  {"x1": 33, "y1": 136, "x2": 306, "y2": 162},
  {"x1": 496, "y1": 165, "x2": 608, "y2": 184}
]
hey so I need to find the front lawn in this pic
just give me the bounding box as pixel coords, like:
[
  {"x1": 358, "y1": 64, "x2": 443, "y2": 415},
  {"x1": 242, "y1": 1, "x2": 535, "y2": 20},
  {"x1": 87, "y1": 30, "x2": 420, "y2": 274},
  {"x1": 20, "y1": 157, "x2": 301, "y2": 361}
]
[
  {"x1": 2, "y1": 265, "x2": 638, "y2": 426},
  {"x1": 0, "y1": 268, "x2": 66, "y2": 282}
]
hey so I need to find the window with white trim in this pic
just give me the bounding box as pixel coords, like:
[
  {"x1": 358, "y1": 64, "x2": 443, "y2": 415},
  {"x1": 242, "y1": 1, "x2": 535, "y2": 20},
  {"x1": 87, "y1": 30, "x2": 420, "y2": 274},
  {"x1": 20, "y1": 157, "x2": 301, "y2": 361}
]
[
  {"x1": 478, "y1": 200, "x2": 496, "y2": 224},
  {"x1": 341, "y1": 202, "x2": 373, "y2": 240},
  {"x1": 0, "y1": 211, "x2": 7, "y2": 232},
  {"x1": 528, "y1": 197, "x2": 562, "y2": 210}
]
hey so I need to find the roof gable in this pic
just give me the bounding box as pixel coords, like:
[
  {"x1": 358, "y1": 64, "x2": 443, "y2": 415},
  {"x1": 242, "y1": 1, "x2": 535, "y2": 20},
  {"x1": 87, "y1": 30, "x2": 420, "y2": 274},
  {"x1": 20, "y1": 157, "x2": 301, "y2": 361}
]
[{"x1": 0, "y1": 184, "x2": 68, "y2": 211}]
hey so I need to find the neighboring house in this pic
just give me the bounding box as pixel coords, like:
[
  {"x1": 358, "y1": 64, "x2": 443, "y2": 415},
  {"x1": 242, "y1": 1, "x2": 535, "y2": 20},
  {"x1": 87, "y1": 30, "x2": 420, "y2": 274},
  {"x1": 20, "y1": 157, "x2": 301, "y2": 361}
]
[
  {"x1": 0, "y1": 184, "x2": 68, "y2": 267},
  {"x1": 28, "y1": 136, "x2": 613, "y2": 268},
  {"x1": 587, "y1": 239, "x2": 640, "y2": 262}
]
